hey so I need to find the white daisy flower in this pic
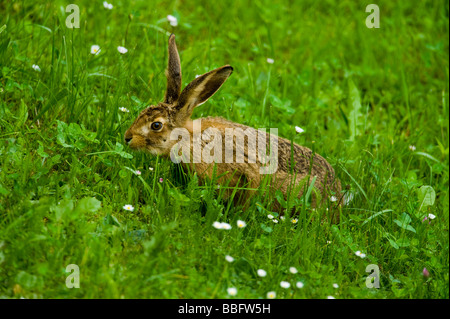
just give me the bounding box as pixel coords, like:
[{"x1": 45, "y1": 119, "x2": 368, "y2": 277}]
[
  {"x1": 289, "y1": 267, "x2": 298, "y2": 274},
  {"x1": 213, "y1": 222, "x2": 232, "y2": 230},
  {"x1": 330, "y1": 196, "x2": 338, "y2": 202},
  {"x1": 237, "y1": 220, "x2": 247, "y2": 228},
  {"x1": 327, "y1": 240, "x2": 332, "y2": 244},
  {"x1": 123, "y1": 204, "x2": 134, "y2": 212},
  {"x1": 295, "y1": 126, "x2": 304, "y2": 134},
  {"x1": 280, "y1": 216, "x2": 285, "y2": 221},
  {"x1": 90, "y1": 44, "x2": 101, "y2": 55},
  {"x1": 327, "y1": 296, "x2": 335, "y2": 299},
  {"x1": 225, "y1": 255, "x2": 234, "y2": 263},
  {"x1": 272, "y1": 219, "x2": 279, "y2": 223},
  {"x1": 227, "y1": 287, "x2": 237, "y2": 296},
  {"x1": 333, "y1": 283, "x2": 339, "y2": 289},
  {"x1": 167, "y1": 15, "x2": 178, "y2": 27},
  {"x1": 291, "y1": 218, "x2": 298, "y2": 224},
  {"x1": 267, "y1": 214, "x2": 274, "y2": 219},
  {"x1": 119, "y1": 107, "x2": 129, "y2": 113},
  {"x1": 428, "y1": 213, "x2": 436, "y2": 220},
  {"x1": 257, "y1": 269, "x2": 267, "y2": 277},
  {"x1": 135, "y1": 170, "x2": 141, "y2": 176},
  {"x1": 266, "y1": 291, "x2": 276, "y2": 299},
  {"x1": 32, "y1": 64, "x2": 41, "y2": 72},
  {"x1": 149, "y1": 167, "x2": 154, "y2": 171},
  {"x1": 103, "y1": 1, "x2": 113, "y2": 9},
  {"x1": 355, "y1": 251, "x2": 366, "y2": 258},
  {"x1": 212, "y1": 221, "x2": 223, "y2": 229},
  {"x1": 266, "y1": 58, "x2": 274, "y2": 64},
  {"x1": 221, "y1": 222, "x2": 232, "y2": 230},
  {"x1": 280, "y1": 281, "x2": 290, "y2": 289},
  {"x1": 409, "y1": 145, "x2": 416, "y2": 151},
  {"x1": 296, "y1": 281, "x2": 304, "y2": 288},
  {"x1": 117, "y1": 46, "x2": 128, "y2": 54}
]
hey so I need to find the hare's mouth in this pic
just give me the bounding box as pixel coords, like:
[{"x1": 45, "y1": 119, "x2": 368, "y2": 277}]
[
  {"x1": 125, "y1": 135, "x2": 147, "y2": 150},
  {"x1": 127, "y1": 137, "x2": 166, "y2": 157}
]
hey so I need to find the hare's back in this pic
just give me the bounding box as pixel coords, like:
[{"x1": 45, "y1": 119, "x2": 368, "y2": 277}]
[{"x1": 200, "y1": 116, "x2": 336, "y2": 182}]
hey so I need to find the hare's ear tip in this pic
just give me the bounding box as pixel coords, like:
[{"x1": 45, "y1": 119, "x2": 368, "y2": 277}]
[
  {"x1": 224, "y1": 65, "x2": 234, "y2": 73},
  {"x1": 169, "y1": 33, "x2": 176, "y2": 41}
]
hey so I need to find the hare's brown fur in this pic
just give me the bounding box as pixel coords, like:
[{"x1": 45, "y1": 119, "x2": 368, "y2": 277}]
[{"x1": 125, "y1": 34, "x2": 341, "y2": 222}]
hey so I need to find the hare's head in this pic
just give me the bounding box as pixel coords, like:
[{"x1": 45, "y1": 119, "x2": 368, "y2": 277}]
[{"x1": 124, "y1": 34, "x2": 233, "y2": 156}]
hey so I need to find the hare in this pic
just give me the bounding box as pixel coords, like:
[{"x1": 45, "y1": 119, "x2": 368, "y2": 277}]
[{"x1": 124, "y1": 34, "x2": 341, "y2": 222}]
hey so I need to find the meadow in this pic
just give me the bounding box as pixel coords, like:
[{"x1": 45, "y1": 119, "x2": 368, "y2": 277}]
[{"x1": 0, "y1": 0, "x2": 448, "y2": 299}]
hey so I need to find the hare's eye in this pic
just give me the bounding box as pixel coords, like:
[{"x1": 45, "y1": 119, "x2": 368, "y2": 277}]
[{"x1": 151, "y1": 122, "x2": 163, "y2": 131}]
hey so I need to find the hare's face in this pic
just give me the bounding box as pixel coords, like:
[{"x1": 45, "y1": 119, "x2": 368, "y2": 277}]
[
  {"x1": 124, "y1": 103, "x2": 177, "y2": 156},
  {"x1": 124, "y1": 34, "x2": 232, "y2": 156}
]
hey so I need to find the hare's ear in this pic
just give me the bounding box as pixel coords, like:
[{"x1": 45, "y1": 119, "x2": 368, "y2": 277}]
[
  {"x1": 174, "y1": 65, "x2": 233, "y2": 117},
  {"x1": 164, "y1": 34, "x2": 182, "y2": 104}
]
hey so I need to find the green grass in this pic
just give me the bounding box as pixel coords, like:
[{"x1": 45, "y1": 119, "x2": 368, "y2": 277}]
[{"x1": 0, "y1": 0, "x2": 448, "y2": 299}]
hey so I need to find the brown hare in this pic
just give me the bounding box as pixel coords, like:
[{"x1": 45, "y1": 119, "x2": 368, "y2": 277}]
[{"x1": 124, "y1": 34, "x2": 341, "y2": 222}]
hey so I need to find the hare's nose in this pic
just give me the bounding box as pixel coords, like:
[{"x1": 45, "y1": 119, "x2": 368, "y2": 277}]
[{"x1": 124, "y1": 130, "x2": 133, "y2": 144}]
